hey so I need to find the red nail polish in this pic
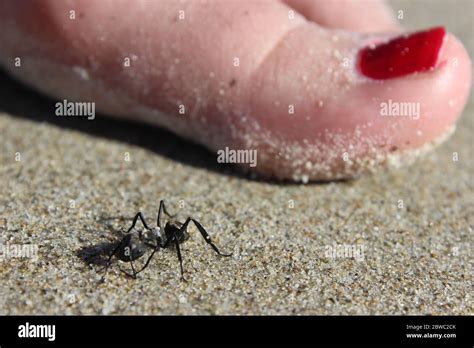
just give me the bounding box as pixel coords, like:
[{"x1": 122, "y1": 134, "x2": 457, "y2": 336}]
[{"x1": 358, "y1": 26, "x2": 446, "y2": 80}]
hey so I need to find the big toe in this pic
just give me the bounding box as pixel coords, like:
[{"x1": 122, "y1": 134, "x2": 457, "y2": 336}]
[{"x1": 241, "y1": 25, "x2": 471, "y2": 181}]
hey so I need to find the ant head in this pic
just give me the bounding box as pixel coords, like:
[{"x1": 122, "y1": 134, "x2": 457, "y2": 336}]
[
  {"x1": 165, "y1": 220, "x2": 181, "y2": 230},
  {"x1": 164, "y1": 220, "x2": 188, "y2": 243}
]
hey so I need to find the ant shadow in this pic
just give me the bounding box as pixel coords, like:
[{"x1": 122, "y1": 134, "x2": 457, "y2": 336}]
[
  {"x1": 75, "y1": 215, "x2": 130, "y2": 267},
  {"x1": 0, "y1": 69, "x2": 348, "y2": 186},
  {"x1": 76, "y1": 241, "x2": 117, "y2": 267}
]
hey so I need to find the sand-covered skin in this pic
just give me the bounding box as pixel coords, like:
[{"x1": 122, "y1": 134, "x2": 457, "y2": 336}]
[{"x1": 0, "y1": 0, "x2": 473, "y2": 315}]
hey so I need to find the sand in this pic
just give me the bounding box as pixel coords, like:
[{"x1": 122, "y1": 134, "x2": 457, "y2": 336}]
[{"x1": 0, "y1": 0, "x2": 472, "y2": 315}]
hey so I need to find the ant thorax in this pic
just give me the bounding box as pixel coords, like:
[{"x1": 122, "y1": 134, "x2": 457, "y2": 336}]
[{"x1": 142, "y1": 227, "x2": 164, "y2": 245}]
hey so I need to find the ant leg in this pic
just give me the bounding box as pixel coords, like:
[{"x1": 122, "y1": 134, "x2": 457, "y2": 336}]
[
  {"x1": 173, "y1": 233, "x2": 187, "y2": 282},
  {"x1": 127, "y1": 212, "x2": 150, "y2": 234},
  {"x1": 129, "y1": 256, "x2": 138, "y2": 279},
  {"x1": 157, "y1": 201, "x2": 165, "y2": 229},
  {"x1": 162, "y1": 218, "x2": 190, "y2": 281},
  {"x1": 164, "y1": 225, "x2": 188, "y2": 281},
  {"x1": 157, "y1": 201, "x2": 163, "y2": 229},
  {"x1": 118, "y1": 266, "x2": 137, "y2": 279},
  {"x1": 118, "y1": 253, "x2": 138, "y2": 279},
  {"x1": 157, "y1": 200, "x2": 175, "y2": 228},
  {"x1": 162, "y1": 200, "x2": 174, "y2": 218},
  {"x1": 100, "y1": 241, "x2": 122, "y2": 282},
  {"x1": 191, "y1": 218, "x2": 232, "y2": 257},
  {"x1": 134, "y1": 248, "x2": 159, "y2": 275}
]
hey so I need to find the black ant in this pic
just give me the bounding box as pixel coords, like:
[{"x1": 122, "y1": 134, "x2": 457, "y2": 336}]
[{"x1": 100, "y1": 200, "x2": 232, "y2": 282}]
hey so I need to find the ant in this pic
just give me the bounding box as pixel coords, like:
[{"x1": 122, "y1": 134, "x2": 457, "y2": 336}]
[{"x1": 100, "y1": 200, "x2": 232, "y2": 282}]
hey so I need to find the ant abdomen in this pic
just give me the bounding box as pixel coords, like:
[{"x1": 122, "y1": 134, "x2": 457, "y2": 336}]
[{"x1": 115, "y1": 234, "x2": 147, "y2": 262}]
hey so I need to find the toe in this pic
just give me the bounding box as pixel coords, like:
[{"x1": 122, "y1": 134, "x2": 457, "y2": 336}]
[
  {"x1": 239, "y1": 26, "x2": 471, "y2": 180},
  {"x1": 282, "y1": 0, "x2": 401, "y2": 32}
]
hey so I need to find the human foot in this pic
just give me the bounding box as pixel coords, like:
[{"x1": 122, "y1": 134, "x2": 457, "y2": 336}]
[{"x1": 0, "y1": 0, "x2": 471, "y2": 181}]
